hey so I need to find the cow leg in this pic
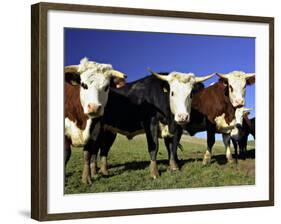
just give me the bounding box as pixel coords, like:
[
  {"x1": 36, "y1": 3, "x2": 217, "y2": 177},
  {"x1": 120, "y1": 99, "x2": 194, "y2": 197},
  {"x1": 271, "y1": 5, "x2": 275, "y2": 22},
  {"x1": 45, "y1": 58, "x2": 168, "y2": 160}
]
[
  {"x1": 232, "y1": 139, "x2": 238, "y2": 163},
  {"x1": 165, "y1": 121, "x2": 182, "y2": 171},
  {"x1": 64, "y1": 136, "x2": 71, "y2": 182},
  {"x1": 164, "y1": 137, "x2": 179, "y2": 171},
  {"x1": 90, "y1": 140, "x2": 99, "y2": 177},
  {"x1": 239, "y1": 137, "x2": 247, "y2": 160},
  {"x1": 171, "y1": 127, "x2": 183, "y2": 170},
  {"x1": 90, "y1": 151, "x2": 98, "y2": 177},
  {"x1": 164, "y1": 137, "x2": 171, "y2": 161},
  {"x1": 222, "y1": 134, "x2": 233, "y2": 163},
  {"x1": 203, "y1": 130, "x2": 215, "y2": 165},
  {"x1": 82, "y1": 150, "x2": 92, "y2": 185},
  {"x1": 82, "y1": 140, "x2": 93, "y2": 185},
  {"x1": 144, "y1": 118, "x2": 159, "y2": 179},
  {"x1": 99, "y1": 132, "x2": 117, "y2": 176},
  {"x1": 64, "y1": 136, "x2": 72, "y2": 166},
  {"x1": 175, "y1": 127, "x2": 183, "y2": 162}
]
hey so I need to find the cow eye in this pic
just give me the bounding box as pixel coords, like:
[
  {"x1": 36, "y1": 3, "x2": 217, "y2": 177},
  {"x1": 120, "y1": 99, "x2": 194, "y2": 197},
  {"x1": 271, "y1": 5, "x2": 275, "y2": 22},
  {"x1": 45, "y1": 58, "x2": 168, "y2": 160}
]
[
  {"x1": 171, "y1": 91, "x2": 174, "y2": 96},
  {"x1": 104, "y1": 85, "x2": 109, "y2": 92},
  {"x1": 81, "y1": 82, "x2": 88, "y2": 89},
  {"x1": 229, "y1": 85, "x2": 233, "y2": 92}
]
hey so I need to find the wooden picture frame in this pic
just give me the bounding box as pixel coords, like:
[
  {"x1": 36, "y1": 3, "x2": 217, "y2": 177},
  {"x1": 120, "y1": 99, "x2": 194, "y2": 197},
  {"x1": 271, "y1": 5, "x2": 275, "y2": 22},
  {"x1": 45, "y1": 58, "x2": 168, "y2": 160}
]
[{"x1": 31, "y1": 2, "x2": 274, "y2": 221}]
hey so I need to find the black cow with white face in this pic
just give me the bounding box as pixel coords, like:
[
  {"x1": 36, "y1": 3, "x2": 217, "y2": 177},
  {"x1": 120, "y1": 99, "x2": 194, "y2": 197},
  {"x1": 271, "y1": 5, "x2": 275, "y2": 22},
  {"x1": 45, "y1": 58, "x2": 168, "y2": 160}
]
[{"x1": 231, "y1": 111, "x2": 255, "y2": 160}]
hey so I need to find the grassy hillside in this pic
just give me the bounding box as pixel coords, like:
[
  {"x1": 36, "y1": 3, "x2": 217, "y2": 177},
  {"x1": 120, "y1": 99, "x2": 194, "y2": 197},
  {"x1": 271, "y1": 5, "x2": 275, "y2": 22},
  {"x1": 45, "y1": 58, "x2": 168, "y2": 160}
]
[{"x1": 65, "y1": 135, "x2": 255, "y2": 194}]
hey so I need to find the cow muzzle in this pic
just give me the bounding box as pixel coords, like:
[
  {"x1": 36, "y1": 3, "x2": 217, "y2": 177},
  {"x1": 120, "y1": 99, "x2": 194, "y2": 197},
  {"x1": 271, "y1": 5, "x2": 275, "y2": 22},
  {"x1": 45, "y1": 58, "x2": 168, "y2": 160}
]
[
  {"x1": 233, "y1": 99, "x2": 245, "y2": 107},
  {"x1": 87, "y1": 103, "x2": 102, "y2": 116},
  {"x1": 235, "y1": 123, "x2": 242, "y2": 129},
  {"x1": 175, "y1": 113, "x2": 190, "y2": 125}
]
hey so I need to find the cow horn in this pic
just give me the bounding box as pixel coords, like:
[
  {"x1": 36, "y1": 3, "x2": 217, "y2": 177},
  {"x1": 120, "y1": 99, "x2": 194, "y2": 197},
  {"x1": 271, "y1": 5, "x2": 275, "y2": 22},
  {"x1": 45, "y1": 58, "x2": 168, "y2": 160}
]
[
  {"x1": 148, "y1": 68, "x2": 170, "y2": 81},
  {"x1": 216, "y1": 73, "x2": 229, "y2": 79},
  {"x1": 244, "y1": 73, "x2": 255, "y2": 79},
  {"x1": 64, "y1": 65, "x2": 79, "y2": 74},
  {"x1": 111, "y1": 70, "x2": 127, "y2": 79},
  {"x1": 195, "y1": 73, "x2": 215, "y2": 83}
]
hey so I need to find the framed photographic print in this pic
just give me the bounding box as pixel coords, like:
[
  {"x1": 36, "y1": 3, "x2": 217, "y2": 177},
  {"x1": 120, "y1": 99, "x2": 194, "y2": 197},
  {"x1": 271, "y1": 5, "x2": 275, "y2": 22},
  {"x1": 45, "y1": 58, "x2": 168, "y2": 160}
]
[{"x1": 31, "y1": 2, "x2": 274, "y2": 221}]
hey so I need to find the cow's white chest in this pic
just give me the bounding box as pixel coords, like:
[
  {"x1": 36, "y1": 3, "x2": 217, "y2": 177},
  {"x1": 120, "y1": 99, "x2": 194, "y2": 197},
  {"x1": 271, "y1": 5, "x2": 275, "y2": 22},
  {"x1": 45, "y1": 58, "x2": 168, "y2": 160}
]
[
  {"x1": 214, "y1": 113, "x2": 238, "y2": 136},
  {"x1": 65, "y1": 118, "x2": 92, "y2": 147},
  {"x1": 158, "y1": 122, "x2": 173, "y2": 138}
]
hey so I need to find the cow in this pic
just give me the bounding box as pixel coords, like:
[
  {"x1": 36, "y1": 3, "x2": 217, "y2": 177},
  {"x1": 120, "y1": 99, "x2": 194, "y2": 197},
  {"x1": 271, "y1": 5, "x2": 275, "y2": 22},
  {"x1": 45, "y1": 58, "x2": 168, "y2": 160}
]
[
  {"x1": 85, "y1": 71, "x2": 214, "y2": 180},
  {"x1": 64, "y1": 57, "x2": 127, "y2": 184},
  {"x1": 168, "y1": 71, "x2": 255, "y2": 166},
  {"x1": 231, "y1": 110, "x2": 255, "y2": 160}
]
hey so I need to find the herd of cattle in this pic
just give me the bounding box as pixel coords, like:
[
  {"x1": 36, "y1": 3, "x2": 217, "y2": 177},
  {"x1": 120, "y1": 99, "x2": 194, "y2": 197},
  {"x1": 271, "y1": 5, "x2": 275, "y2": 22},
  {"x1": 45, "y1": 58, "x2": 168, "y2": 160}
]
[{"x1": 64, "y1": 57, "x2": 255, "y2": 185}]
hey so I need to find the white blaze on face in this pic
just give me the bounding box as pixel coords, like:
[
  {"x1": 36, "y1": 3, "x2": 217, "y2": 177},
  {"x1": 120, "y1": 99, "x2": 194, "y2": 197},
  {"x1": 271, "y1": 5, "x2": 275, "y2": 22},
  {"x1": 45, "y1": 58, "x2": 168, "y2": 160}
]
[
  {"x1": 168, "y1": 72, "x2": 196, "y2": 124},
  {"x1": 151, "y1": 70, "x2": 214, "y2": 125},
  {"x1": 235, "y1": 107, "x2": 245, "y2": 126},
  {"x1": 234, "y1": 107, "x2": 252, "y2": 126},
  {"x1": 228, "y1": 73, "x2": 246, "y2": 107},
  {"x1": 67, "y1": 57, "x2": 127, "y2": 118},
  {"x1": 79, "y1": 69, "x2": 110, "y2": 117},
  {"x1": 230, "y1": 107, "x2": 252, "y2": 138},
  {"x1": 219, "y1": 71, "x2": 255, "y2": 108}
]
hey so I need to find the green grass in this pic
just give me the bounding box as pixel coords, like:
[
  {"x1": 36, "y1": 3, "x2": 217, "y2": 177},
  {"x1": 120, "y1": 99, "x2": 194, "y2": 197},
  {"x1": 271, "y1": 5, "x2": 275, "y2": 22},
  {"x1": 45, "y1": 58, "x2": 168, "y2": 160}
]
[{"x1": 65, "y1": 135, "x2": 255, "y2": 194}]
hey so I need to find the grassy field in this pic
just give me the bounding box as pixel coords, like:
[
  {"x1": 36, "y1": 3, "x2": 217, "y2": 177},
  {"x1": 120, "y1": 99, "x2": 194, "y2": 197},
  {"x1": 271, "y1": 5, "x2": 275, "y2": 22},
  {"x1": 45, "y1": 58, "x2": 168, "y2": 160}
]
[{"x1": 65, "y1": 135, "x2": 255, "y2": 194}]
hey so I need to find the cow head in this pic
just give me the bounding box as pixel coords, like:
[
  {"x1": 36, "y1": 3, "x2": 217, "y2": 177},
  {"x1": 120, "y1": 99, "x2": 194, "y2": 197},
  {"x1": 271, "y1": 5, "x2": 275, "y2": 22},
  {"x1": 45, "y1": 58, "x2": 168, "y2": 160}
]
[
  {"x1": 230, "y1": 107, "x2": 252, "y2": 139},
  {"x1": 235, "y1": 107, "x2": 252, "y2": 128},
  {"x1": 65, "y1": 58, "x2": 127, "y2": 118},
  {"x1": 150, "y1": 70, "x2": 214, "y2": 125},
  {"x1": 217, "y1": 71, "x2": 255, "y2": 107}
]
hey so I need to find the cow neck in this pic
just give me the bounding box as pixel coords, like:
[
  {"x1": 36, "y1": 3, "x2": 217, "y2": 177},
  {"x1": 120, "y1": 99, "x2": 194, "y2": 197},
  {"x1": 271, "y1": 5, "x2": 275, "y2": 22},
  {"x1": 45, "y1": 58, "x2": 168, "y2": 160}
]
[
  {"x1": 111, "y1": 75, "x2": 171, "y2": 118},
  {"x1": 243, "y1": 114, "x2": 252, "y2": 128},
  {"x1": 64, "y1": 82, "x2": 89, "y2": 130}
]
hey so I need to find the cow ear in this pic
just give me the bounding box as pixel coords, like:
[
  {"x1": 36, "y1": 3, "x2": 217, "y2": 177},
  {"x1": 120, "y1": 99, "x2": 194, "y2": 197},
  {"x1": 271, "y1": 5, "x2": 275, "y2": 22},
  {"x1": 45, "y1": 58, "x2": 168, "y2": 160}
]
[
  {"x1": 218, "y1": 79, "x2": 229, "y2": 96},
  {"x1": 246, "y1": 76, "x2": 255, "y2": 85},
  {"x1": 161, "y1": 82, "x2": 170, "y2": 93},
  {"x1": 111, "y1": 77, "x2": 126, "y2": 88},
  {"x1": 218, "y1": 77, "x2": 228, "y2": 88},
  {"x1": 65, "y1": 72, "x2": 81, "y2": 86}
]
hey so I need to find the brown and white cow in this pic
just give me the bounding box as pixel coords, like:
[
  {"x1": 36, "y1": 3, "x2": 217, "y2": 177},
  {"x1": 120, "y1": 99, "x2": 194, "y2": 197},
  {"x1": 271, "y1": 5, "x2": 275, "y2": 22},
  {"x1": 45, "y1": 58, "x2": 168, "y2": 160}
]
[
  {"x1": 212, "y1": 71, "x2": 255, "y2": 162},
  {"x1": 64, "y1": 57, "x2": 127, "y2": 184}
]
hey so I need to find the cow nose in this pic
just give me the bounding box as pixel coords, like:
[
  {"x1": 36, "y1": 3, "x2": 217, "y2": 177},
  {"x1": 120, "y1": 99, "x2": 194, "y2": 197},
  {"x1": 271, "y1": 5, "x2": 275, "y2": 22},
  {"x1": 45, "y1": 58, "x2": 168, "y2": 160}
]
[
  {"x1": 177, "y1": 113, "x2": 189, "y2": 123},
  {"x1": 87, "y1": 103, "x2": 101, "y2": 114},
  {"x1": 236, "y1": 123, "x2": 242, "y2": 129},
  {"x1": 235, "y1": 99, "x2": 244, "y2": 106}
]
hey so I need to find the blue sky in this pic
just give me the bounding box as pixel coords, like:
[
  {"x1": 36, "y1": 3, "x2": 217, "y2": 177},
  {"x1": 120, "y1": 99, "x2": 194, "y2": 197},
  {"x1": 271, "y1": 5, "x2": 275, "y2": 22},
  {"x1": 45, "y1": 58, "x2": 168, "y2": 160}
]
[{"x1": 64, "y1": 28, "x2": 255, "y2": 139}]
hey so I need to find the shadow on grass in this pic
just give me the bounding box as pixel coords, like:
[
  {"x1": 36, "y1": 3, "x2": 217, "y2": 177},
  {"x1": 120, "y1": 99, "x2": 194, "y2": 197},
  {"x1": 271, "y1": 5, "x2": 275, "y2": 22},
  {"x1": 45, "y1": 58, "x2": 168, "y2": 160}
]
[
  {"x1": 212, "y1": 148, "x2": 255, "y2": 165},
  {"x1": 244, "y1": 148, "x2": 256, "y2": 159},
  {"x1": 65, "y1": 149, "x2": 255, "y2": 179},
  {"x1": 109, "y1": 149, "x2": 256, "y2": 172},
  {"x1": 109, "y1": 159, "x2": 167, "y2": 171}
]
